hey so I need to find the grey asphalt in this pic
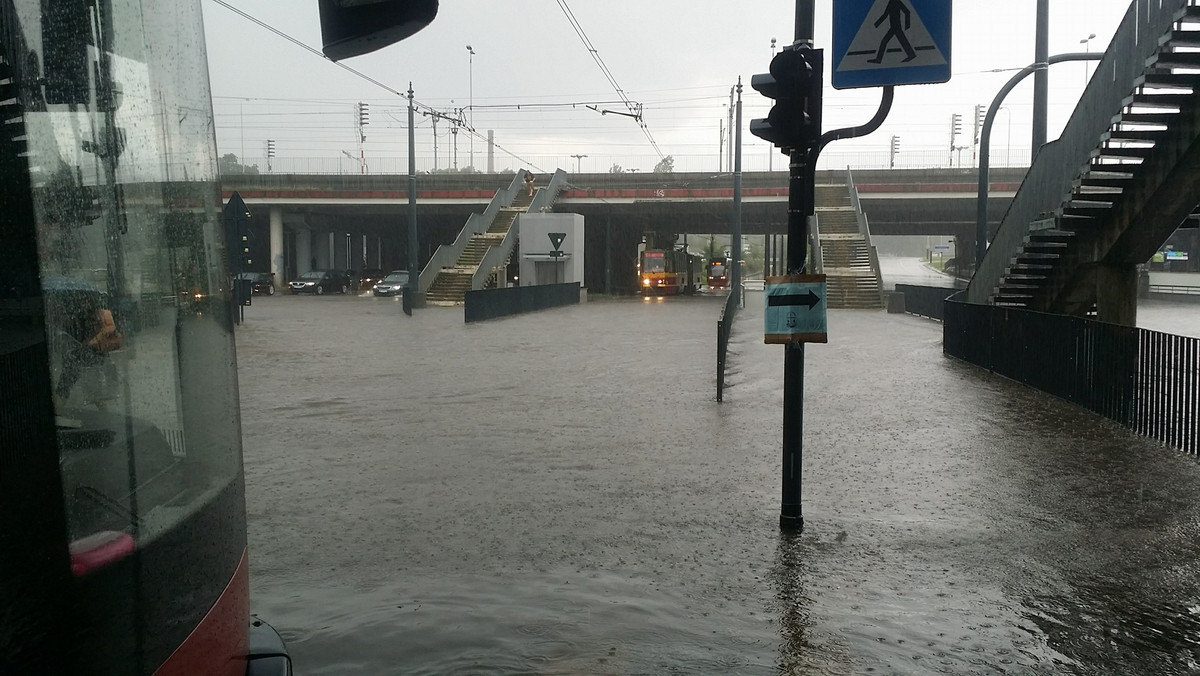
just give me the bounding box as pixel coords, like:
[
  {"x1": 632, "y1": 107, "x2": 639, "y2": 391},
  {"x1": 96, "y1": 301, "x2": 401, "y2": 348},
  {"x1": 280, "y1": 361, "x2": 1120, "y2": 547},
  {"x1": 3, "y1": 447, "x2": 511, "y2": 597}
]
[{"x1": 235, "y1": 291, "x2": 1200, "y2": 675}]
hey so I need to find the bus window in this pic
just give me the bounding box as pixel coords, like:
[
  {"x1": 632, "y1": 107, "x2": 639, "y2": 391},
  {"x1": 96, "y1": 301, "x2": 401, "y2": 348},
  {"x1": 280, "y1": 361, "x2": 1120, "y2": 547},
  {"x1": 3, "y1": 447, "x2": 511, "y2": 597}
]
[{"x1": 5, "y1": 0, "x2": 251, "y2": 670}]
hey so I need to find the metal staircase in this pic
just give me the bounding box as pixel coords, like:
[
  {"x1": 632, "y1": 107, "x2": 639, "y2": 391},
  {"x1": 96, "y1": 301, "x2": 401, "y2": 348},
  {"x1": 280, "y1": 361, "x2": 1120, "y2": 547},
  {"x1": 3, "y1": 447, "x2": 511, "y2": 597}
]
[
  {"x1": 421, "y1": 169, "x2": 567, "y2": 305},
  {"x1": 815, "y1": 170, "x2": 883, "y2": 309},
  {"x1": 971, "y1": 0, "x2": 1200, "y2": 315}
]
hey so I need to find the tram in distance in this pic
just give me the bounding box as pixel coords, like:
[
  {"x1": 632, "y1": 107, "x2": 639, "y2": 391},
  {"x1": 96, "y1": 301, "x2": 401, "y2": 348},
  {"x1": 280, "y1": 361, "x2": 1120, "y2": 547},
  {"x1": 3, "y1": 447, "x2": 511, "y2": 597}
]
[
  {"x1": 706, "y1": 256, "x2": 731, "y2": 289},
  {"x1": 0, "y1": 0, "x2": 434, "y2": 673},
  {"x1": 639, "y1": 246, "x2": 706, "y2": 295}
]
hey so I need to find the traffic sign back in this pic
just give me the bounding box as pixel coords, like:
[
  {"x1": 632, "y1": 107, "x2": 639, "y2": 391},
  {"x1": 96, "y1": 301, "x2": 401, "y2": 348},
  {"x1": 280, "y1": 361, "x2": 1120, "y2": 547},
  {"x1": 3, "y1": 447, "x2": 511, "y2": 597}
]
[{"x1": 832, "y1": 0, "x2": 952, "y2": 89}]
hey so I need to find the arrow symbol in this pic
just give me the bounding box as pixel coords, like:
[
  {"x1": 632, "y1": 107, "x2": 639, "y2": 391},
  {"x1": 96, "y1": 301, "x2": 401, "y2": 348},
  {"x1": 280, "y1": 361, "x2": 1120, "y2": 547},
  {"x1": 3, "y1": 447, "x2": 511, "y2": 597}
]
[{"x1": 768, "y1": 290, "x2": 822, "y2": 309}]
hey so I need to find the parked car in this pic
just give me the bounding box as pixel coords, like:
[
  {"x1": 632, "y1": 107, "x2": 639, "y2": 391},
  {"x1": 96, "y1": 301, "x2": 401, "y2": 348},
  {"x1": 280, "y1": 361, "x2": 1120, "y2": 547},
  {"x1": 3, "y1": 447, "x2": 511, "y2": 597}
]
[
  {"x1": 236, "y1": 271, "x2": 276, "y2": 295},
  {"x1": 289, "y1": 270, "x2": 350, "y2": 295},
  {"x1": 371, "y1": 270, "x2": 410, "y2": 297}
]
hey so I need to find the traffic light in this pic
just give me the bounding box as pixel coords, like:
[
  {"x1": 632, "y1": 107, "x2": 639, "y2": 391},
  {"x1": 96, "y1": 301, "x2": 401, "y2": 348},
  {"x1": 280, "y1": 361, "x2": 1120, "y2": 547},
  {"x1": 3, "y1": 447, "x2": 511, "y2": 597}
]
[
  {"x1": 358, "y1": 102, "x2": 369, "y2": 141},
  {"x1": 750, "y1": 47, "x2": 823, "y2": 153},
  {"x1": 973, "y1": 104, "x2": 985, "y2": 143},
  {"x1": 889, "y1": 135, "x2": 899, "y2": 168},
  {"x1": 266, "y1": 139, "x2": 276, "y2": 158},
  {"x1": 951, "y1": 113, "x2": 963, "y2": 141}
]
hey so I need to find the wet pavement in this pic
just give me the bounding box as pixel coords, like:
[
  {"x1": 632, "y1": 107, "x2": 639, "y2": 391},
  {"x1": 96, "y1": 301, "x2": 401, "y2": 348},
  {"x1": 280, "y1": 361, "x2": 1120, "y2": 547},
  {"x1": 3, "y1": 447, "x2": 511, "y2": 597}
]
[{"x1": 235, "y1": 290, "x2": 1200, "y2": 674}]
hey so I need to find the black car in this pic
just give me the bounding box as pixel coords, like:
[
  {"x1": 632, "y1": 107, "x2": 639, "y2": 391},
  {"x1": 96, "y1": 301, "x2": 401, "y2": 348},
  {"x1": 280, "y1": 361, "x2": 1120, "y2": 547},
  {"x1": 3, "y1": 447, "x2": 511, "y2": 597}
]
[
  {"x1": 236, "y1": 271, "x2": 276, "y2": 296},
  {"x1": 289, "y1": 270, "x2": 351, "y2": 295},
  {"x1": 371, "y1": 270, "x2": 410, "y2": 297}
]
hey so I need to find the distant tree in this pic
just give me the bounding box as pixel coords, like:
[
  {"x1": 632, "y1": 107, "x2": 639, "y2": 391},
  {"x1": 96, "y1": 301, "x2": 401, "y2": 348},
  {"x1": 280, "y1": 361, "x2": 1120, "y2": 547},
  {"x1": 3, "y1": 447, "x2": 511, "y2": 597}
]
[
  {"x1": 218, "y1": 153, "x2": 259, "y2": 175},
  {"x1": 653, "y1": 155, "x2": 675, "y2": 174},
  {"x1": 608, "y1": 163, "x2": 625, "y2": 174}
]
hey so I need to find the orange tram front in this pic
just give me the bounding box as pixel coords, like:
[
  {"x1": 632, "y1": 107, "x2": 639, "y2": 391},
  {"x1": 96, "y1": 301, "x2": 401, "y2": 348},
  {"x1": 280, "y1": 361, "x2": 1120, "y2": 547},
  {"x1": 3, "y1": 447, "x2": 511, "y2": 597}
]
[{"x1": 640, "y1": 248, "x2": 704, "y2": 295}]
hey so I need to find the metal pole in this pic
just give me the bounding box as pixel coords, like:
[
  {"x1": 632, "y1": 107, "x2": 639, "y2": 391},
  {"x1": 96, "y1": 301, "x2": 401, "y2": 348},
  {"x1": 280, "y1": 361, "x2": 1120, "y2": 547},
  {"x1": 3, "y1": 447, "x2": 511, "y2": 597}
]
[
  {"x1": 405, "y1": 83, "x2": 418, "y2": 315},
  {"x1": 1032, "y1": 0, "x2": 1049, "y2": 156},
  {"x1": 605, "y1": 210, "x2": 612, "y2": 295},
  {"x1": 975, "y1": 53, "x2": 1101, "y2": 268},
  {"x1": 781, "y1": 0, "x2": 814, "y2": 532},
  {"x1": 732, "y1": 79, "x2": 743, "y2": 297}
]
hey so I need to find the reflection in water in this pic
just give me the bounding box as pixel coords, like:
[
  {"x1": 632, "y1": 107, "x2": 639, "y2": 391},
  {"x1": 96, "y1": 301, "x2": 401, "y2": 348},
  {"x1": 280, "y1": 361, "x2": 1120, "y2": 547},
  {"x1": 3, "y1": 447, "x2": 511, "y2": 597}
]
[{"x1": 772, "y1": 532, "x2": 820, "y2": 674}]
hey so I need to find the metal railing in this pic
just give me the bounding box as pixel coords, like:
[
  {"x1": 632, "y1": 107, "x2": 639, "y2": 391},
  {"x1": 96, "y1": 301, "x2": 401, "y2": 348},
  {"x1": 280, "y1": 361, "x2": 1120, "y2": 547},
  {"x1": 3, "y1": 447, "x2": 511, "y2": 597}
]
[
  {"x1": 716, "y1": 284, "x2": 742, "y2": 402},
  {"x1": 967, "y1": 0, "x2": 1194, "y2": 303},
  {"x1": 944, "y1": 294, "x2": 1199, "y2": 454},
  {"x1": 894, "y1": 283, "x2": 961, "y2": 321},
  {"x1": 219, "y1": 149, "x2": 1038, "y2": 178},
  {"x1": 846, "y1": 166, "x2": 883, "y2": 301},
  {"x1": 471, "y1": 169, "x2": 568, "y2": 290},
  {"x1": 418, "y1": 172, "x2": 525, "y2": 294},
  {"x1": 464, "y1": 282, "x2": 580, "y2": 323}
]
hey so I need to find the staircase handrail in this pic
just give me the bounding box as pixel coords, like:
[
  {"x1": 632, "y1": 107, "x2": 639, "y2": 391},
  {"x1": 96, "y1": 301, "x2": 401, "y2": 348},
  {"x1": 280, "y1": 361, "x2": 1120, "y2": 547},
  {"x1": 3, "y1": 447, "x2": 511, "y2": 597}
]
[
  {"x1": 419, "y1": 172, "x2": 526, "y2": 294},
  {"x1": 471, "y1": 169, "x2": 569, "y2": 290},
  {"x1": 966, "y1": 0, "x2": 1192, "y2": 304},
  {"x1": 847, "y1": 166, "x2": 883, "y2": 298}
]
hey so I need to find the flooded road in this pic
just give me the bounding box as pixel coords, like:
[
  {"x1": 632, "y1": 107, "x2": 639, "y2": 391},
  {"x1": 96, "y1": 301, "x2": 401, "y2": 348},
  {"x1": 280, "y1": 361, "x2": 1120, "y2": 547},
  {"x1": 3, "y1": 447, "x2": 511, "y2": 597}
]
[{"x1": 235, "y1": 293, "x2": 1200, "y2": 674}]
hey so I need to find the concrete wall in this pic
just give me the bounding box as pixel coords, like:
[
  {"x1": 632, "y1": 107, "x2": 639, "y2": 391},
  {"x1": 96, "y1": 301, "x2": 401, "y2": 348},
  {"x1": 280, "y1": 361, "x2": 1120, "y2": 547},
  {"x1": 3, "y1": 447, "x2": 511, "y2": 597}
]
[{"x1": 519, "y1": 213, "x2": 585, "y2": 287}]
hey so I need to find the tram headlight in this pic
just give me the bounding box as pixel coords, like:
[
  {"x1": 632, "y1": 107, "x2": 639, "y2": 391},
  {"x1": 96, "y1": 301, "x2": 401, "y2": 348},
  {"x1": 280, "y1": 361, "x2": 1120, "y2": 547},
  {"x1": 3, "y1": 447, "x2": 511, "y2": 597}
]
[{"x1": 642, "y1": 278, "x2": 650, "y2": 286}]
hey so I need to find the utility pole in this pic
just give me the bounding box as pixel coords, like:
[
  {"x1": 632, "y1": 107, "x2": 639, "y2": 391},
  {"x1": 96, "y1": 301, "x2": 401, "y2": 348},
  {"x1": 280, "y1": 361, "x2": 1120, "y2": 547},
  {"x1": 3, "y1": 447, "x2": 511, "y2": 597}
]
[
  {"x1": 404, "y1": 83, "x2": 418, "y2": 315},
  {"x1": 1033, "y1": 0, "x2": 1049, "y2": 156}
]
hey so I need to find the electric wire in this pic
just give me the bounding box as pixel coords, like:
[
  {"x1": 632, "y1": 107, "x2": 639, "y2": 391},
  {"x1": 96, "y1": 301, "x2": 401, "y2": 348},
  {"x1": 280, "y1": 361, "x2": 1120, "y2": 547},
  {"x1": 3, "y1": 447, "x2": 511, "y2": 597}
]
[{"x1": 554, "y1": 0, "x2": 664, "y2": 160}]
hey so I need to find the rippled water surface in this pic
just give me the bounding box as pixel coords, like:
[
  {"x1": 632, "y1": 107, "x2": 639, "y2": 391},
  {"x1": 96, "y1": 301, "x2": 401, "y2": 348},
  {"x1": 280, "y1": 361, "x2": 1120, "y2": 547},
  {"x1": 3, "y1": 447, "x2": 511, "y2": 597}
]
[{"x1": 236, "y1": 293, "x2": 1200, "y2": 674}]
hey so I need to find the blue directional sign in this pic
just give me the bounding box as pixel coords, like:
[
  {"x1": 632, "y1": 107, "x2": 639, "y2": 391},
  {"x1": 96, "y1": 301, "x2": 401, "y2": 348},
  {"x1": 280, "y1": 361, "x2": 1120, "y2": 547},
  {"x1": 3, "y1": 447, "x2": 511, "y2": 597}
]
[
  {"x1": 832, "y1": 0, "x2": 952, "y2": 90},
  {"x1": 764, "y1": 274, "x2": 828, "y2": 345}
]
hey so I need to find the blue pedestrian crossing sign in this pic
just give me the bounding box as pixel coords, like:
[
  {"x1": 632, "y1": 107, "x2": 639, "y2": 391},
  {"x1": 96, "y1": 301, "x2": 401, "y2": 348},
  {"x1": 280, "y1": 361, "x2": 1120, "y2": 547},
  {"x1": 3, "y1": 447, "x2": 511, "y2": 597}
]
[
  {"x1": 832, "y1": 0, "x2": 952, "y2": 90},
  {"x1": 764, "y1": 274, "x2": 829, "y2": 345}
]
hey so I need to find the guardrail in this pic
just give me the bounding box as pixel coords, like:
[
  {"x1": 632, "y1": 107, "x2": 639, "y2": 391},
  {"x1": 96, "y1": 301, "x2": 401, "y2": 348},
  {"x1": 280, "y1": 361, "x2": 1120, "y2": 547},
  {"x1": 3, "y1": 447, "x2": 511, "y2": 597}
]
[
  {"x1": 716, "y1": 284, "x2": 742, "y2": 402},
  {"x1": 1149, "y1": 284, "x2": 1200, "y2": 296},
  {"x1": 463, "y1": 282, "x2": 579, "y2": 323},
  {"x1": 944, "y1": 295, "x2": 1199, "y2": 454},
  {"x1": 893, "y1": 283, "x2": 961, "y2": 321}
]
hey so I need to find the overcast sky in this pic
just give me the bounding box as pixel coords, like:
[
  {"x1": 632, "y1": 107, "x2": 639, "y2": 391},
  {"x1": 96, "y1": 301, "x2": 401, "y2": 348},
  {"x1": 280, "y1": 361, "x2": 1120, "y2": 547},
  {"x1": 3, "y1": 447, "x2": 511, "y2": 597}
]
[{"x1": 200, "y1": 0, "x2": 1133, "y2": 175}]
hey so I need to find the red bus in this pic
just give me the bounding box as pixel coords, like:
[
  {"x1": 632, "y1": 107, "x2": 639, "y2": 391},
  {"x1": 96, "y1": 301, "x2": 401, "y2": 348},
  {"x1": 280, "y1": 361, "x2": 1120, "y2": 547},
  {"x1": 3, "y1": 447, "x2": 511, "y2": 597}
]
[{"x1": 2, "y1": 1, "x2": 435, "y2": 667}]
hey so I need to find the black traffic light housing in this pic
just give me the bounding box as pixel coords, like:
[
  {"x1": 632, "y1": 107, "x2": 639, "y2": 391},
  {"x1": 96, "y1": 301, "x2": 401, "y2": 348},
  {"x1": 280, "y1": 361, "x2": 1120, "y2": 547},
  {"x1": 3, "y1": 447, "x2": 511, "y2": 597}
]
[
  {"x1": 319, "y1": 0, "x2": 439, "y2": 61},
  {"x1": 750, "y1": 47, "x2": 823, "y2": 153}
]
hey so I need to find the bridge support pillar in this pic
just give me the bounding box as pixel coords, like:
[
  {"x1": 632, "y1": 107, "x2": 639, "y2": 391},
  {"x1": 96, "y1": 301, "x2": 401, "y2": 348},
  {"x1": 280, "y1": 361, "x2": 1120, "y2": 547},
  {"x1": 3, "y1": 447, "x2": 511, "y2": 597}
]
[
  {"x1": 270, "y1": 207, "x2": 284, "y2": 285},
  {"x1": 296, "y1": 228, "x2": 312, "y2": 275},
  {"x1": 1095, "y1": 263, "x2": 1138, "y2": 326}
]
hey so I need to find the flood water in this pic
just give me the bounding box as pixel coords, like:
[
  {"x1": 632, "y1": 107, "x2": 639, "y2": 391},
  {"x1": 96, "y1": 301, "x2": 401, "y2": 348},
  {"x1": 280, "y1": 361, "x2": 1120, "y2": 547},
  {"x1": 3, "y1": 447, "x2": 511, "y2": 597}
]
[{"x1": 235, "y1": 292, "x2": 1200, "y2": 674}]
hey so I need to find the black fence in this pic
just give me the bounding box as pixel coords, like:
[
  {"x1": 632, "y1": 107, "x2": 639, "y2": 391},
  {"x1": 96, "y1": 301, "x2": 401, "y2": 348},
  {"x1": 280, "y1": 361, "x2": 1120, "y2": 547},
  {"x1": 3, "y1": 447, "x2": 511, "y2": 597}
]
[
  {"x1": 463, "y1": 283, "x2": 580, "y2": 323},
  {"x1": 944, "y1": 295, "x2": 1199, "y2": 454},
  {"x1": 716, "y1": 285, "x2": 741, "y2": 402},
  {"x1": 894, "y1": 283, "x2": 962, "y2": 321}
]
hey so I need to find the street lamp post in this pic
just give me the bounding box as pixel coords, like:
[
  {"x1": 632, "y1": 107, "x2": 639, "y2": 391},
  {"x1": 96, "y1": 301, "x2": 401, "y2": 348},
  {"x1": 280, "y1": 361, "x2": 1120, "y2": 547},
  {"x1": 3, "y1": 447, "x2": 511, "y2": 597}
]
[
  {"x1": 1080, "y1": 33, "x2": 1097, "y2": 85},
  {"x1": 570, "y1": 153, "x2": 588, "y2": 173},
  {"x1": 466, "y1": 45, "x2": 475, "y2": 171}
]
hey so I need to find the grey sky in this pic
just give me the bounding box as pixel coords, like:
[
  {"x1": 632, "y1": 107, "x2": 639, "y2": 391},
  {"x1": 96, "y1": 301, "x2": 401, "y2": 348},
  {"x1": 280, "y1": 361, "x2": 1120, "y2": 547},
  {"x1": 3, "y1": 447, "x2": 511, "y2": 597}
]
[{"x1": 201, "y1": 0, "x2": 1131, "y2": 174}]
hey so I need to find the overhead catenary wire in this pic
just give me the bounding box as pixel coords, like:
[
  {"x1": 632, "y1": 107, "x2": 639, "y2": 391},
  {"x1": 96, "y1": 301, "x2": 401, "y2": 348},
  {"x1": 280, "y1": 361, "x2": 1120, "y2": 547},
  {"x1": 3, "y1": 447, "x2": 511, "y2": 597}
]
[{"x1": 554, "y1": 0, "x2": 664, "y2": 160}]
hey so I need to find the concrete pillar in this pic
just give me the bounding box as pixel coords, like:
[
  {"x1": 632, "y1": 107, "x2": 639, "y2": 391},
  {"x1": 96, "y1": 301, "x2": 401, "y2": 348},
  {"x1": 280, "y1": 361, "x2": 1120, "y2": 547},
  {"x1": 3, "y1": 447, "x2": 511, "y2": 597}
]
[
  {"x1": 1095, "y1": 263, "x2": 1138, "y2": 326},
  {"x1": 269, "y1": 207, "x2": 284, "y2": 284},
  {"x1": 296, "y1": 229, "x2": 312, "y2": 275}
]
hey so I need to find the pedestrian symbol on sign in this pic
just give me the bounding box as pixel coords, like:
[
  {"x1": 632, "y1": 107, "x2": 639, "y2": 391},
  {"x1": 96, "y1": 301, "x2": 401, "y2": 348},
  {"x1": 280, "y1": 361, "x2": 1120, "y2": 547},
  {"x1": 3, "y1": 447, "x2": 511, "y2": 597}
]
[
  {"x1": 868, "y1": 0, "x2": 917, "y2": 64},
  {"x1": 832, "y1": 0, "x2": 951, "y2": 89}
]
